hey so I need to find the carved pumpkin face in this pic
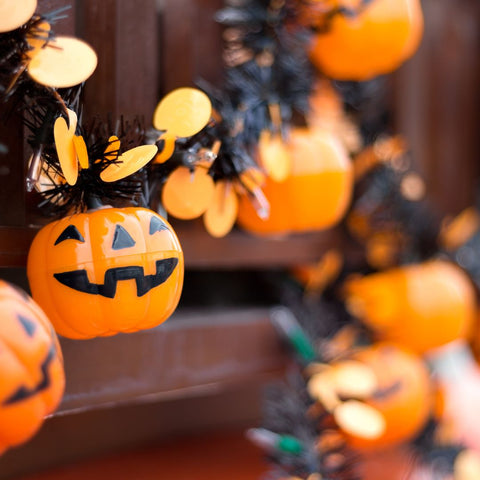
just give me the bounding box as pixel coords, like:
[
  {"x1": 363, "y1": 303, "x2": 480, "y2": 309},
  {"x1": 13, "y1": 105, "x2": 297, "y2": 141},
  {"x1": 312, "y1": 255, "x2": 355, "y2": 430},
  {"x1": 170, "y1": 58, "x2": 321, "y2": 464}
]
[
  {"x1": 344, "y1": 260, "x2": 476, "y2": 354},
  {"x1": 349, "y1": 343, "x2": 433, "y2": 450},
  {"x1": 0, "y1": 280, "x2": 65, "y2": 454},
  {"x1": 309, "y1": 343, "x2": 433, "y2": 451},
  {"x1": 237, "y1": 129, "x2": 353, "y2": 235},
  {"x1": 308, "y1": 0, "x2": 424, "y2": 81},
  {"x1": 27, "y1": 207, "x2": 184, "y2": 339}
]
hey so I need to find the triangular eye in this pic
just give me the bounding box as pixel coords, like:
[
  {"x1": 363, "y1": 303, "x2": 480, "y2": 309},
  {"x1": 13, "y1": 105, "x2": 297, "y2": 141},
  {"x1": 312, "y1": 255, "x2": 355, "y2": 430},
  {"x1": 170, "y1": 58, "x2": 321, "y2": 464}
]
[
  {"x1": 17, "y1": 314, "x2": 37, "y2": 337},
  {"x1": 112, "y1": 225, "x2": 136, "y2": 250},
  {"x1": 55, "y1": 225, "x2": 85, "y2": 245},
  {"x1": 149, "y1": 216, "x2": 169, "y2": 235}
]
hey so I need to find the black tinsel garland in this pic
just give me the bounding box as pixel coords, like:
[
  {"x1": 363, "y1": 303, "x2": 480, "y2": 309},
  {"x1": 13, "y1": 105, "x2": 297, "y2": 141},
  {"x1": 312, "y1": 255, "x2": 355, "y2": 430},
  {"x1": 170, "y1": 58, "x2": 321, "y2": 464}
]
[
  {"x1": 0, "y1": 7, "x2": 69, "y2": 104},
  {"x1": 29, "y1": 112, "x2": 148, "y2": 215}
]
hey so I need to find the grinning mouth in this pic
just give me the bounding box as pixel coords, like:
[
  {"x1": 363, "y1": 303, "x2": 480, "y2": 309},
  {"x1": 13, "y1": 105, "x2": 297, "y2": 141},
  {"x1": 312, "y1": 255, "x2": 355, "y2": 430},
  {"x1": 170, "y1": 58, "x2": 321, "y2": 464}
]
[
  {"x1": 53, "y1": 258, "x2": 179, "y2": 298},
  {"x1": 4, "y1": 345, "x2": 56, "y2": 405},
  {"x1": 372, "y1": 380, "x2": 402, "y2": 400}
]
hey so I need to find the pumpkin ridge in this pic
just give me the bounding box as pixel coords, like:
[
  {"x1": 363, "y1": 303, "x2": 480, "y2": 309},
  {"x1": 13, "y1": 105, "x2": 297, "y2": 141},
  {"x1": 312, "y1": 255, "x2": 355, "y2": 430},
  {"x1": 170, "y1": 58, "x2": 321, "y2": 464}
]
[
  {"x1": 39, "y1": 219, "x2": 93, "y2": 338},
  {"x1": 129, "y1": 210, "x2": 152, "y2": 332}
]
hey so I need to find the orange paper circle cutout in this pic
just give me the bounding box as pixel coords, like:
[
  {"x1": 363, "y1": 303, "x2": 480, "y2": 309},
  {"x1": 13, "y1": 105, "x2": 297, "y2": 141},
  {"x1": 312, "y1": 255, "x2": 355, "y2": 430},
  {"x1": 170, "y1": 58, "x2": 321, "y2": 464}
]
[
  {"x1": 153, "y1": 87, "x2": 211, "y2": 138},
  {"x1": 0, "y1": 0, "x2": 37, "y2": 33},
  {"x1": 28, "y1": 36, "x2": 97, "y2": 88},
  {"x1": 162, "y1": 166, "x2": 215, "y2": 220}
]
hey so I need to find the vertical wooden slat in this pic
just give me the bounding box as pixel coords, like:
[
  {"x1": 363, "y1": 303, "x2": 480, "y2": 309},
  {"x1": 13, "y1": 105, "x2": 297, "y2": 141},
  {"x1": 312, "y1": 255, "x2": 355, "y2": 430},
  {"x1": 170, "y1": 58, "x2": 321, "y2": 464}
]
[
  {"x1": 393, "y1": 0, "x2": 480, "y2": 215},
  {"x1": 161, "y1": 0, "x2": 194, "y2": 91},
  {"x1": 191, "y1": 0, "x2": 224, "y2": 87},
  {"x1": 79, "y1": 0, "x2": 159, "y2": 122},
  {"x1": 114, "y1": 2, "x2": 159, "y2": 117},
  {"x1": 0, "y1": 109, "x2": 25, "y2": 226},
  {"x1": 162, "y1": 0, "x2": 223, "y2": 93},
  {"x1": 39, "y1": 0, "x2": 76, "y2": 34}
]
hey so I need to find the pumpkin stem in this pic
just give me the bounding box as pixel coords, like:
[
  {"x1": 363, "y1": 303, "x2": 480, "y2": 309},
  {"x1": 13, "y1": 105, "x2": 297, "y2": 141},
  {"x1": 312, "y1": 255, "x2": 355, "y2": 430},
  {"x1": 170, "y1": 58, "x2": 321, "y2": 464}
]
[{"x1": 85, "y1": 194, "x2": 103, "y2": 210}]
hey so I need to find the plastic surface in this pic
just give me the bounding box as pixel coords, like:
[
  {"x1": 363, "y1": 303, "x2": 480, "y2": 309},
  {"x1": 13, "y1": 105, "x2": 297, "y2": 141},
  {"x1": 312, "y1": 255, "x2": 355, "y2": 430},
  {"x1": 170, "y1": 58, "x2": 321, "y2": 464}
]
[
  {"x1": 345, "y1": 260, "x2": 476, "y2": 354},
  {"x1": 342, "y1": 343, "x2": 433, "y2": 451},
  {"x1": 237, "y1": 129, "x2": 353, "y2": 235},
  {"x1": 27, "y1": 207, "x2": 184, "y2": 339},
  {"x1": 309, "y1": 0, "x2": 424, "y2": 81},
  {"x1": 0, "y1": 280, "x2": 65, "y2": 454}
]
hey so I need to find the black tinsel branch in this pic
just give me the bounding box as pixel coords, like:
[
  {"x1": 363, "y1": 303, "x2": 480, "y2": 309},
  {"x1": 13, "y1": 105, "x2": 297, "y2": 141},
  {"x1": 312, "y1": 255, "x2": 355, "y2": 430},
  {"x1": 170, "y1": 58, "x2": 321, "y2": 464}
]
[
  {"x1": 217, "y1": 0, "x2": 314, "y2": 135},
  {"x1": 294, "y1": 0, "x2": 376, "y2": 33},
  {"x1": 350, "y1": 157, "x2": 442, "y2": 265},
  {"x1": 29, "y1": 112, "x2": 147, "y2": 215},
  {"x1": 0, "y1": 7, "x2": 70, "y2": 105},
  {"x1": 261, "y1": 378, "x2": 362, "y2": 479},
  {"x1": 151, "y1": 0, "x2": 317, "y2": 199}
]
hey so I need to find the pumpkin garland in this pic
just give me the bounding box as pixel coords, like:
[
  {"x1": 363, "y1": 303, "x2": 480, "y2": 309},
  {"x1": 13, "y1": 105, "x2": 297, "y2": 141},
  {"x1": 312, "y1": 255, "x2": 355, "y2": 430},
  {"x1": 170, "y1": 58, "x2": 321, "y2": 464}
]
[
  {"x1": 1, "y1": 0, "x2": 427, "y2": 240},
  {"x1": 4, "y1": 0, "x2": 480, "y2": 475},
  {"x1": 256, "y1": 263, "x2": 480, "y2": 479}
]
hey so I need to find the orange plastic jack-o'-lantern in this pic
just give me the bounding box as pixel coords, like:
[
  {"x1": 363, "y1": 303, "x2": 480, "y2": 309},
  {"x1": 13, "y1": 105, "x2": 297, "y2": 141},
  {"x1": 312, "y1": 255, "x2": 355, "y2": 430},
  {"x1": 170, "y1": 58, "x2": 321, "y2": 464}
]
[
  {"x1": 237, "y1": 129, "x2": 353, "y2": 236},
  {"x1": 0, "y1": 280, "x2": 65, "y2": 454},
  {"x1": 27, "y1": 207, "x2": 184, "y2": 339},
  {"x1": 347, "y1": 343, "x2": 433, "y2": 450},
  {"x1": 308, "y1": 0, "x2": 424, "y2": 81},
  {"x1": 309, "y1": 343, "x2": 433, "y2": 451},
  {"x1": 344, "y1": 260, "x2": 476, "y2": 354}
]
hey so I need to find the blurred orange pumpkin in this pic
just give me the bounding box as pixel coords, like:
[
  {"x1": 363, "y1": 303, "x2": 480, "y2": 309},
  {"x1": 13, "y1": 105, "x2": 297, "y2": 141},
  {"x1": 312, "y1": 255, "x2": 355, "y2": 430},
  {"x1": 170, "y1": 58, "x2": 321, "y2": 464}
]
[
  {"x1": 237, "y1": 128, "x2": 353, "y2": 236},
  {"x1": 344, "y1": 260, "x2": 476, "y2": 354},
  {"x1": 361, "y1": 445, "x2": 421, "y2": 479},
  {"x1": 0, "y1": 280, "x2": 65, "y2": 454},
  {"x1": 334, "y1": 343, "x2": 433, "y2": 451},
  {"x1": 308, "y1": 0, "x2": 424, "y2": 81}
]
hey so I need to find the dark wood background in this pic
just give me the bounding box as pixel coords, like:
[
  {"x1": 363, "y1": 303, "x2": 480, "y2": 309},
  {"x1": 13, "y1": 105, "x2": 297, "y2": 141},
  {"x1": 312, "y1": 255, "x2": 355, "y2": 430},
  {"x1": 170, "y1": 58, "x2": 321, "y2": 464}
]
[
  {"x1": 0, "y1": 0, "x2": 479, "y2": 477},
  {"x1": 393, "y1": 0, "x2": 480, "y2": 215}
]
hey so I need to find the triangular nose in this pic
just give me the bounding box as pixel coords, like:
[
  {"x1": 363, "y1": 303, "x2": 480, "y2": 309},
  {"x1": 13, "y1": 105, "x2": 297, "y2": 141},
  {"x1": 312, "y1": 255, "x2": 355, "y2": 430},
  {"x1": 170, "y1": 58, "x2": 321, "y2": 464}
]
[{"x1": 112, "y1": 224, "x2": 136, "y2": 250}]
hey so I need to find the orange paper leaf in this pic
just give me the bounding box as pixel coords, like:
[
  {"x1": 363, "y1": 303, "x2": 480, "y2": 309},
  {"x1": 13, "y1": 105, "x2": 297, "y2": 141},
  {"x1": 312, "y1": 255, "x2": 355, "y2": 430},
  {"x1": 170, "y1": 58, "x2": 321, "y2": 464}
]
[
  {"x1": 73, "y1": 135, "x2": 89, "y2": 170},
  {"x1": 100, "y1": 144, "x2": 158, "y2": 183},
  {"x1": 258, "y1": 130, "x2": 291, "y2": 182},
  {"x1": 162, "y1": 166, "x2": 215, "y2": 220},
  {"x1": 54, "y1": 113, "x2": 77, "y2": 185},
  {"x1": 104, "y1": 135, "x2": 120, "y2": 161},
  {"x1": 203, "y1": 181, "x2": 238, "y2": 237}
]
